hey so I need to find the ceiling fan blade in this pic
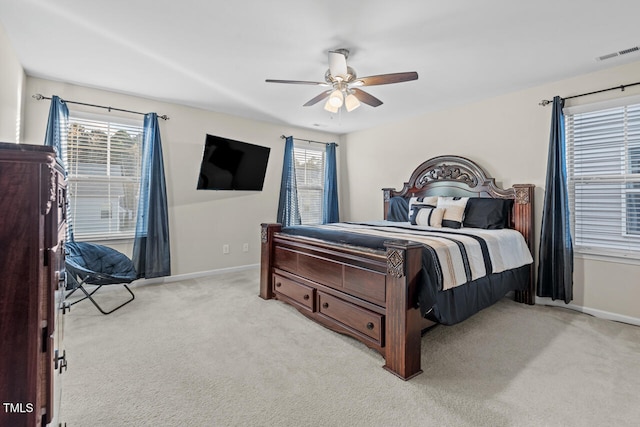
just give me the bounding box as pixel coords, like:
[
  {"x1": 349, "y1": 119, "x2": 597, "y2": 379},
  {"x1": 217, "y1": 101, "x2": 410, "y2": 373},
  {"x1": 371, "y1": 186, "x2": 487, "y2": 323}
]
[
  {"x1": 265, "y1": 79, "x2": 329, "y2": 86},
  {"x1": 328, "y1": 50, "x2": 348, "y2": 79},
  {"x1": 303, "y1": 90, "x2": 331, "y2": 107},
  {"x1": 352, "y1": 88, "x2": 383, "y2": 107},
  {"x1": 353, "y1": 72, "x2": 418, "y2": 87}
]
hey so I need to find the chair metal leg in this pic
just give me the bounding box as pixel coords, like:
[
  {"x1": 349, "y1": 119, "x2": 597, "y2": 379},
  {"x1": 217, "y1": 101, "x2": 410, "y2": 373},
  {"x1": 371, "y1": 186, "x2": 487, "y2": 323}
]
[
  {"x1": 67, "y1": 281, "x2": 135, "y2": 315},
  {"x1": 67, "y1": 282, "x2": 103, "y2": 305}
]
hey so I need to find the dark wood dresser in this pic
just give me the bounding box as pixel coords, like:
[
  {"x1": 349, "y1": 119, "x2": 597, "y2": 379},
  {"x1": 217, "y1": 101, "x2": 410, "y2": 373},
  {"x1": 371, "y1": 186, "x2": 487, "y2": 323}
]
[{"x1": 0, "y1": 143, "x2": 67, "y2": 427}]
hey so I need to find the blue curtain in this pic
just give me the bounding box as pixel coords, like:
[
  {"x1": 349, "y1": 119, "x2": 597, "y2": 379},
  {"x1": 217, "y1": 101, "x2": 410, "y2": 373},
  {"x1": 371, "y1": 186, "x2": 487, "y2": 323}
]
[
  {"x1": 276, "y1": 136, "x2": 301, "y2": 226},
  {"x1": 322, "y1": 142, "x2": 339, "y2": 223},
  {"x1": 132, "y1": 113, "x2": 171, "y2": 278},
  {"x1": 44, "y1": 95, "x2": 69, "y2": 161},
  {"x1": 43, "y1": 96, "x2": 74, "y2": 240},
  {"x1": 537, "y1": 96, "x2": 573, "y2": 303}
]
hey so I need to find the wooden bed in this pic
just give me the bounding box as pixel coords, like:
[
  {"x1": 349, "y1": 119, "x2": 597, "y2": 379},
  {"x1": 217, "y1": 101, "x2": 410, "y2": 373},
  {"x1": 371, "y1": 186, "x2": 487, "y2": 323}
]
[{"x1": 260, "y1": 155, "x2": 535, "y2": 380}]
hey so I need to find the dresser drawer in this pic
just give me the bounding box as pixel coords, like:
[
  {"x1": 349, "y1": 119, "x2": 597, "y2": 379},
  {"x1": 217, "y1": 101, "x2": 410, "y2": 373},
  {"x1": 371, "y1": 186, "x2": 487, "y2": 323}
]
[
  {"x1": 272, "y1": 274, "x2": 315, "y2": 312},
  {"x1": 317, "y1": 292, "x2": 383, "y2": 344}
]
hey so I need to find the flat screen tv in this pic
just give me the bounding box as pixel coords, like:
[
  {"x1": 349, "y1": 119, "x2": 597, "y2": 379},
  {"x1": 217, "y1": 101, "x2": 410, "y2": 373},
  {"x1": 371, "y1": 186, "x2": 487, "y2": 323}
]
[{"x1": 197, "y1": 134, "x2": 270, "y2": 191}]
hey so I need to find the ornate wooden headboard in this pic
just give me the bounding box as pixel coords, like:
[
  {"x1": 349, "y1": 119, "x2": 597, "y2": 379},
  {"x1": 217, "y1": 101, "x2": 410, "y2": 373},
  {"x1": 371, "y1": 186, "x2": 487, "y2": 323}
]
[
  {"x1": 382, "y1": 155, "x2": 536, "y2": 304},
  {"x1": 384, "y1": 155, "x2": 517, "y2": 202}
]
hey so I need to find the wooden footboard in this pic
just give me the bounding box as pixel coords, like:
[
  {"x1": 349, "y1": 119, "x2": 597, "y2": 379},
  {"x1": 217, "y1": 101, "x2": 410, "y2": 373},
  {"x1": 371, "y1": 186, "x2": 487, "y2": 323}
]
[{"x1": 260, "y1": 223, "x2": 433, "y2": 380}]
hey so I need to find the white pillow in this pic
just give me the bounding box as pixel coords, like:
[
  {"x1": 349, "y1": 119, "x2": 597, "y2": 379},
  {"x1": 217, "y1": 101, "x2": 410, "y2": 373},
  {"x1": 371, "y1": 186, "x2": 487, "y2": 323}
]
[
  {"x1": 436, "y1": 196, "x2": 469, "y2": 229},
  {"x1": 411, "y1": 206, "x2": 445, "y2": 228}
]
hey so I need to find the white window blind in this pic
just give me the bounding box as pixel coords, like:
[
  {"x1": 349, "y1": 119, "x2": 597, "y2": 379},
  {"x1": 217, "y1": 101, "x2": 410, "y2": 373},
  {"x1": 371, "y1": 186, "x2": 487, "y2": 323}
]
[
  {"x1": 294, "y1": 144, "x2": 325, "y2": 225},
  {"x1": 565, "y1": 96, "x2": 640, "y2": 259},
  {"x1": 63, "y1": 113, "x2": 143, "y2": 241}
]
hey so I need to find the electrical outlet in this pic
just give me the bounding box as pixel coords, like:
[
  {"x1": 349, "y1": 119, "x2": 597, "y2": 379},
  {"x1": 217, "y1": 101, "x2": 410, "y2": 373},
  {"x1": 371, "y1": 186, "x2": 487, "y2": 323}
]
[
  {"x1": 242, "y1": 243, "x2": 249, "y2": 252},
  {"x1": 223, "y1": 244, "x2": 230, "y2": 254}
]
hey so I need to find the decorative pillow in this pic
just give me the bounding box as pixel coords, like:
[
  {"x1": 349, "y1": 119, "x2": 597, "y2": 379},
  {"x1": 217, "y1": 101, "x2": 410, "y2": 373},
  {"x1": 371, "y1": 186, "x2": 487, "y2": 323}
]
[
  {"x1": 386, "y1": 196, "x2": 410, "y2": 222},
  {"x1": 463, "y1": 198, "x2": 513, "y2": 229},
  {"x1": 410, "y1": 205, "x2": 445, "y2": 227},
  {"x1": 408, "y1": 196, "x2": 438, "y2": 219},
  {"x1": 436, "y1": 196, "x2": 469, "y2": 229}
]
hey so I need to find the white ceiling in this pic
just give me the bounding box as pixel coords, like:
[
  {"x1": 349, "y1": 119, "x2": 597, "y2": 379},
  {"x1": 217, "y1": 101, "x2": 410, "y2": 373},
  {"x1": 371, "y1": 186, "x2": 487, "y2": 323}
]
[{"x1": 2, "y1": 0, "x2": 640, "y2": 135}]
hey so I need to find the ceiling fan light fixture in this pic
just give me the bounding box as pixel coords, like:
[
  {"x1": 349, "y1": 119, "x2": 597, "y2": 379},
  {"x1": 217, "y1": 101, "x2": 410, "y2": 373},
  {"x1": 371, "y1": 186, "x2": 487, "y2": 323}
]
[
  {"x1": 327, "y1": 89, "x2": 344, "y2": 108},
  {"x1": 345, "y1": 93, "x2": 360, "y2": 112},
  {"x1": 324, "y1": 98, "x2": 340, "y2": 113}
]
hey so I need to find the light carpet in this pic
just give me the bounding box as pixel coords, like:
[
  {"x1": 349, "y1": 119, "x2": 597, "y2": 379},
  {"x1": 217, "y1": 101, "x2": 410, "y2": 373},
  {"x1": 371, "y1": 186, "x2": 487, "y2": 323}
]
[{"x1": 60, "y1": 267, "x2": 640, "y2": 427}]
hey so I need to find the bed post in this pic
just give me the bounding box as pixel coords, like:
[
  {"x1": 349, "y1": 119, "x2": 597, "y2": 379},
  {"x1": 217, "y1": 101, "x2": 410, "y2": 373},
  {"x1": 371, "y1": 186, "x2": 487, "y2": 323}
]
[
  {"x1": 383, "y1": 241, "x2": 424, "y2": 380},
  {"x1": 512, "y1": 184, "x2": 535, "y2": 305},
  {"x1": 382, "y1": 188, "x2": 392, "y2": 220},
  {"x1": 260, "y1": 223, "x2": 281, "y2": 300}
]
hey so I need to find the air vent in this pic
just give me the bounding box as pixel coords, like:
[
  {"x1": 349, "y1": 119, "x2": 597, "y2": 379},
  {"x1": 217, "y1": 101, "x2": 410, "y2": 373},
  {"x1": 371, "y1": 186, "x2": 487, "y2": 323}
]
[
  {"x1": 619, "y1": 46, "x2": 639, "y2": 55},
  {"x1": 597, "y1": 45, "x2": 640, "y2": 61},
  {"x1": 597, "y1": 52, "x2": 619, "y2": 61}
]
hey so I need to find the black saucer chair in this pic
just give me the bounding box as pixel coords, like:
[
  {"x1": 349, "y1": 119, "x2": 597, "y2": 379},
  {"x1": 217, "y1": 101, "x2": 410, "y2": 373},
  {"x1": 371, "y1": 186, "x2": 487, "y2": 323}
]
[{"x1": 65, "y1": 241, "x2": 137, "y2": 315}]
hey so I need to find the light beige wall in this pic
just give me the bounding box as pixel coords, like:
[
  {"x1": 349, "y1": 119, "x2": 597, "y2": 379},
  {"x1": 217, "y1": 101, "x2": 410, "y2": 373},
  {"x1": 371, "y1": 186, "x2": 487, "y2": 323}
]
[
  {"x1": 341, "y1": 60, "x2": 640, "y2": 321},
  {"x1": 22, "y1": 77, "x2": 340, "y2": 276},
  {"x1": 0, "y1": 23, "x2": 25, "y2": 143}
]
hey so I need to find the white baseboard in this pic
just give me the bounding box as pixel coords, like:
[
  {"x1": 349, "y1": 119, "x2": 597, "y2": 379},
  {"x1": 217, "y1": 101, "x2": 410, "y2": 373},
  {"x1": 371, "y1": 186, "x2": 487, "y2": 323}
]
[
  {"x1": 535, "y1": 297, "x2": 640, "y2": 327},
  {"x1": 134, "y1": 264, "x2": 260, "y2": 287}
]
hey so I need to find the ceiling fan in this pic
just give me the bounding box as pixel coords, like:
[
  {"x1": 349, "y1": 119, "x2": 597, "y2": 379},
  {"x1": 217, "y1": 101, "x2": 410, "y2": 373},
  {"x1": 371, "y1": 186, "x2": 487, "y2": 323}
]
[{"x1": 265, "y1": 49, "x2": 418, "y2": 113}]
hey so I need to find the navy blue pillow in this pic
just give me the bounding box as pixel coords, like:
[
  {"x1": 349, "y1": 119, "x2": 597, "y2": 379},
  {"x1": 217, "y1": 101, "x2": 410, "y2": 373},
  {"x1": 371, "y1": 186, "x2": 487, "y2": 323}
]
[
  {"x1": 387, "y1": 196, "x2": 409, "y2": 222},
  {"x1": 463, "y1": 198, "x2": 513, "y2": 229}
]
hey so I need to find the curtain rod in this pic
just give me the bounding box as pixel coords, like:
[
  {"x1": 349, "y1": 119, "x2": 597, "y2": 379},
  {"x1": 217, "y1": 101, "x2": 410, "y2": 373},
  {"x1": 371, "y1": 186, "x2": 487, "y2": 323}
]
[
  {"x1": 280, "y1": 135, "x2": 338, "y2": 147},
  {"x1": 32, "y1": 93, "x2": 170, "y2": 120},
  {"x1": 539, "y1": 81, "x2": 640, "y2": 106}
]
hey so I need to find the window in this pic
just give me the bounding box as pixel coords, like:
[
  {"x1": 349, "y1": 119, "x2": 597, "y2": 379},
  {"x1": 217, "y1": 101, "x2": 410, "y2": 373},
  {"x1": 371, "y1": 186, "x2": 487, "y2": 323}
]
[
  {"x1": 294, "y1": 144, "x2": 325, "y2": 225},
  {"x1": 63, "y1": 113, "x2": 143, "y2": 240},
  {"x1": 565, "y1": 96, "x2": 640, "y2": 259}
]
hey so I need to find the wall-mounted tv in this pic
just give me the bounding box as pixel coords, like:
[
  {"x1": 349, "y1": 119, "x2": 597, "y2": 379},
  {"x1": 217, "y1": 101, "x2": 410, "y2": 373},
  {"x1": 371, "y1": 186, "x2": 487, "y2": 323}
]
[{"x1": 197, "y1": 134, "x2": 270, "y2": 191}]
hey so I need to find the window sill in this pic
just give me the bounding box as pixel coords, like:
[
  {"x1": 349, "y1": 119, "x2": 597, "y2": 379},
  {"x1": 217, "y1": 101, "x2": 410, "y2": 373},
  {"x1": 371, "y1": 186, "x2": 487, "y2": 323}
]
[
  {"x1": 575, "y1": 250, "x2": 640, "y2": 266},
  {"x1": 73, "y1": 235, "x2": 135, "y2": 245}
]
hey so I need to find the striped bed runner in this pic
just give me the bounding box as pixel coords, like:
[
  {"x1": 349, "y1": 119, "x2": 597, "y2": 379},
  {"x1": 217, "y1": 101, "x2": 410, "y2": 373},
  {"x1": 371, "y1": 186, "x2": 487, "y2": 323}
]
[{"x1": 316, "y1": 222, "x2": 533, "y2": 291}]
